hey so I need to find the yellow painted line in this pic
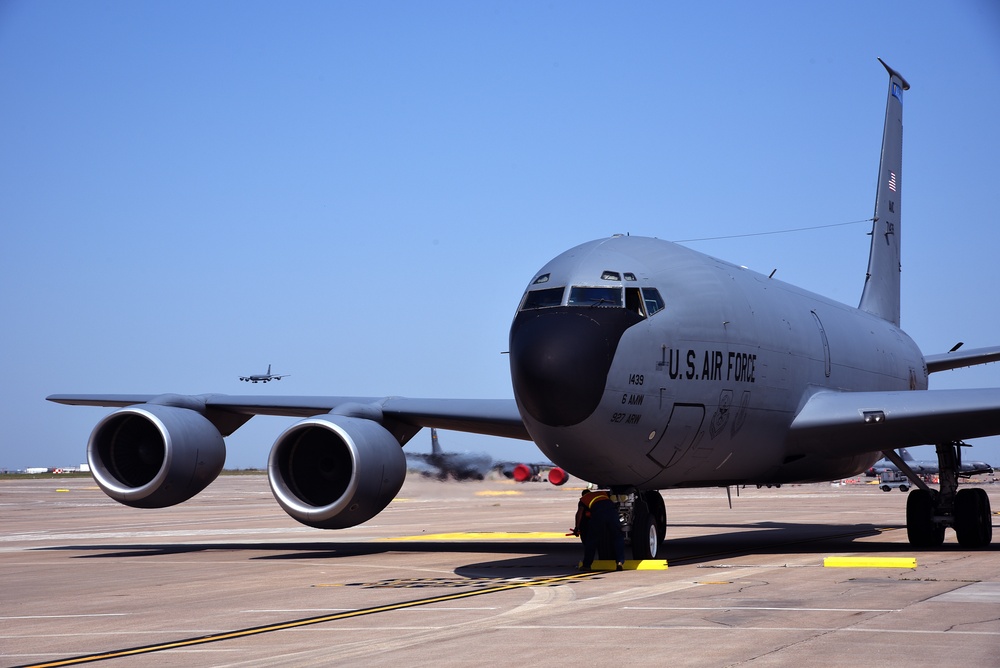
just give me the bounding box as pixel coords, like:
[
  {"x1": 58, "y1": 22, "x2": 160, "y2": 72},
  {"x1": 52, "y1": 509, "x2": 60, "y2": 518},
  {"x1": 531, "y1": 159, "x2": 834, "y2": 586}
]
[
  {"x1": 386, "y1": 531, "x2": 572, "y2": 541},
  {"x1": 475, "y1": 490, "x2": 523, "y2": 496},
  {"x1": 581, "y1": 559, "x2": 668, "y2": 571},
  {"x1": 23, "y1": 572, "x2": 596, "y2": 668},
  {"x1": 823, "y1": 556, "x2": 916, "y2": 569},
  {"x1": 55, "y1": 489, "x2": 70, "y2": 493}
]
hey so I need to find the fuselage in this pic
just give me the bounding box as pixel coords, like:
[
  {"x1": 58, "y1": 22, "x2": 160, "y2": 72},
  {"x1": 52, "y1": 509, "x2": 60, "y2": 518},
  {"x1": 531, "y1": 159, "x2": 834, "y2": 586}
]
[{"x1": 508, "y1": 235, "x2": 927, "y2": 489}]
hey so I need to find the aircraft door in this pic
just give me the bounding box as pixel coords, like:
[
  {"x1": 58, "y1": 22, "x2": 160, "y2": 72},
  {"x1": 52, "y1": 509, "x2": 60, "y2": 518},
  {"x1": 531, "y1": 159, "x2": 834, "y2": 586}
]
[{"x1": 647, "y1": 403, "x2": 705, "y2": 469}]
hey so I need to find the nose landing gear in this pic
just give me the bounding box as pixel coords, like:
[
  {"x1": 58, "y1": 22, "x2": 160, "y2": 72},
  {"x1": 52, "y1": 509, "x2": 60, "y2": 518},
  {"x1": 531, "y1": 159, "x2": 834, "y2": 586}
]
[{"x1": 610, "y1": 489, "x2": 667, "y2": 559}]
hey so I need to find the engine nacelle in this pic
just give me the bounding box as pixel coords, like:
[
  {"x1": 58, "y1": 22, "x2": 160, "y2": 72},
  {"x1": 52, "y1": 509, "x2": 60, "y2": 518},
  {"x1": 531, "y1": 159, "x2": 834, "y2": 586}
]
[
  {"x1": 87, "y1": 404, "x2": 226, "y2": 509},
  {"x1": 268, "y1": 416, "x2": 407, "y2": 529}
]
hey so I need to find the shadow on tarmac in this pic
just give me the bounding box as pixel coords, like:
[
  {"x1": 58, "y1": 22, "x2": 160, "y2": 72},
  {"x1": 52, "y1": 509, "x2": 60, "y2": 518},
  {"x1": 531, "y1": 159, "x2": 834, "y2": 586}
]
[{"x1": 37, "y1": 520, "x2": 994, "y2": 579}]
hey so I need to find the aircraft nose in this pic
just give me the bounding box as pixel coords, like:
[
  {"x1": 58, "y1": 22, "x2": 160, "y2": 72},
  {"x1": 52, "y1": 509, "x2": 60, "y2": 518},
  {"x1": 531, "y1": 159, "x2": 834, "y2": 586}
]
[{"x1": 509, "y1": 307, "x2": 640, "y2": 427}]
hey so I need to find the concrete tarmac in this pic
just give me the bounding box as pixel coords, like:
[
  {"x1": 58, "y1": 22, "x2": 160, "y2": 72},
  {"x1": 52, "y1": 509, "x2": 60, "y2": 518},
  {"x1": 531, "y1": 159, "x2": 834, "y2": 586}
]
[{"x1": 2, "y1": 474, "x2": 998, "y2": 667}]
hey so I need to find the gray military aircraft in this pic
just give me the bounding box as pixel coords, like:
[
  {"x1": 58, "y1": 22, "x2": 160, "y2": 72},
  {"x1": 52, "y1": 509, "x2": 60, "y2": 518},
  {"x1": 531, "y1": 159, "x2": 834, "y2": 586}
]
[
  {"x1": 496, "y1": 460, "x2": 569, "y2": 486},
  {"x1": 48, "y1": 60, "x2": 1000, "y2": 555},
  {"x1": 239, "y1": 364, "x2": 288, "y2": 384},
  {"x1": 406, "y1": 428, "x2": 492, "y2": 480},
  {"x1": 867, "y1": 448, "x2": 994, "y2": 478}
]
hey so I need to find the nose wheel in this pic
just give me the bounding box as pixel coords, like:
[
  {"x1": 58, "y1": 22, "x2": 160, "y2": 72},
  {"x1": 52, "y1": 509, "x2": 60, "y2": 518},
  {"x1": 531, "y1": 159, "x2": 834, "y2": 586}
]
[{"x1": 607, "y1": 490, "x2": 666, "y2": 560}]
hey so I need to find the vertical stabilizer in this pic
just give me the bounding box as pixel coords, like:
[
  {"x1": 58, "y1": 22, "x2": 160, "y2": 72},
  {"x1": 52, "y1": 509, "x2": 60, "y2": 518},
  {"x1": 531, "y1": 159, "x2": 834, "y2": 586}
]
[
  {"x1": 859, "y1": 59, "x2": 909, "y2": 326},
  {"x1": 431, "y1": 428, "x2": 442, "y2": 455}
]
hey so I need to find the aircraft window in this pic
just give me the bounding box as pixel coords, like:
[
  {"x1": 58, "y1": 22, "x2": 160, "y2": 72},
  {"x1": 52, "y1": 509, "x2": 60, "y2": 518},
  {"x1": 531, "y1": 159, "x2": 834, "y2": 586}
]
[
  {"x1": 601, "y1": 271, "x2": 621, "y2": 281},
  {"x1": 520, "y1": 287, "x2": 564, "y2": 310},
  {"x1": 568, "y1": 286, "x2": 623, "y2": 308},
  {"x1": 625, "y1": 287, "x2": 646, "y2": 317},
  {"x1": 624, "y1": 272, "x2": 637, "y2": 281},
  {"x1": 642, "y1": 288, "x2": 665, "y2": 316},
  {"x1": 533, "y1": 273, "x2": 550, "y2": 285}
]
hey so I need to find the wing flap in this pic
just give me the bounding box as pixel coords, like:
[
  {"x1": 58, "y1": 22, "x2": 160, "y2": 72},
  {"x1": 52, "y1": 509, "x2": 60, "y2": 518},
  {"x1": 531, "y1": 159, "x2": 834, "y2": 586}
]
[{"x1": 787, "y1": 388, "x2": 1000, "y2": 456}]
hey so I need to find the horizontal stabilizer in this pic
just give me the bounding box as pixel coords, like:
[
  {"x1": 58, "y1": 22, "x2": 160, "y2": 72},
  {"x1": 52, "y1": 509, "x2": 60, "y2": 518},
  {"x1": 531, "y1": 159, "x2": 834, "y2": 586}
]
[{"x1": 924, "y1": 345, "x2": 1000, "y2": 373}]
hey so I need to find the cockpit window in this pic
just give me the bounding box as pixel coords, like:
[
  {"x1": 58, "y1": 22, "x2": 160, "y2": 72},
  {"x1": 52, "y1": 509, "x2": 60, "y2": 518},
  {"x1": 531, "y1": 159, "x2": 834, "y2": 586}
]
[
  {"x1": 568, "y1": 286, "x2": 623, "y2": 308},
  {"x1": 642, "y1": 288, "x2": 665, "y2": 316},
  {"x1": 520, "y1": 287, "x2": 565, "y2": 310}
]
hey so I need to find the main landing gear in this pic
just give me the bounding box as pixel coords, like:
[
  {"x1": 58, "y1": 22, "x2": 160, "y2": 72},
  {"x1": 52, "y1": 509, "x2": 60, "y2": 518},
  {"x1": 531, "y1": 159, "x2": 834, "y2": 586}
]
[
  {"x1": 608, "y1": 489, "x2": 667, "y2": 560},
  {"x1": 888, "y1": 442, "x2": 993, "y2": 548}
]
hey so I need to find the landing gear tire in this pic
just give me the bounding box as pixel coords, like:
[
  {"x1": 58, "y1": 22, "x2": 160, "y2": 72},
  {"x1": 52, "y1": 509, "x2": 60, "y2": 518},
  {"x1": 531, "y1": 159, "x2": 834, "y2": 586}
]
[
  {"x1": 631, "y1": 507, "x2": 661, "y2": 560},
  {"x1": 906, "y1": 488, "x2": 944, "y2": 548},
  {"x1": 954, "y1": 488, "x2": 992, "y2": 548}
]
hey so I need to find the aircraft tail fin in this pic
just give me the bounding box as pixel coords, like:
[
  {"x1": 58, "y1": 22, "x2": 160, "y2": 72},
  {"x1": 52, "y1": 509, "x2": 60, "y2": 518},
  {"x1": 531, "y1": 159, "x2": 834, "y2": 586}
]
[
  {"x1": 266, "y1": 364, "x2": 271, "y2": 375},
  {"x1": 858, "y1": 59, "x2": 909, "y2": 327},
  {"x1": 431, "y1": 428, "x2": 442, "y2": 455},
  {"x1": 899, "y1": 448, "x2": 914, "y2": 462}
]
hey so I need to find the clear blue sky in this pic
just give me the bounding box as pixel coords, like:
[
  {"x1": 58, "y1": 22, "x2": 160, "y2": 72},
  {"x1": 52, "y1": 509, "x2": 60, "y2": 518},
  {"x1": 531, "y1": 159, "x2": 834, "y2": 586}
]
[{"x1": 2, "y1": 1, "x2": 999, "y2": 472}]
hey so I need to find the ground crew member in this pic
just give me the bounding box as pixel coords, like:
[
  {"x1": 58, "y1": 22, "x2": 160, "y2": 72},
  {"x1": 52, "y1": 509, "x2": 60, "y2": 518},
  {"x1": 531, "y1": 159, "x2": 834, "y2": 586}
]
[{"x1": 573, "y1": 488, "x2": 625, "y2": 570}]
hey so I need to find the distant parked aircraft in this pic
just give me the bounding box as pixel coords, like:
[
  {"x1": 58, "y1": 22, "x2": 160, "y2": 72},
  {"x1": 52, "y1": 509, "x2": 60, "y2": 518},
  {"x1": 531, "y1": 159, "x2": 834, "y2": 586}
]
[
  {"x1": 407, "y1": 429, "x2": 568, "y2": 485},
  {"x1": 405, "y1": 429, "x2": 493, "y2": 481},
  {"x1": 868, "y1": 447, "x2": 993, "y2": 478},
  {"x1": 495, "y1": 461, "x2": 569, "y2": 486},
  {"x1": 239, "y1": 364, "x2": 288, "y2": 384}
]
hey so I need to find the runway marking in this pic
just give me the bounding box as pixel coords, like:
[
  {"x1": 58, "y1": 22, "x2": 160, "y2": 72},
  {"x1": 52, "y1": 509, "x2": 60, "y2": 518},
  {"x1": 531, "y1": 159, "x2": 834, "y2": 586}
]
[
  {"x1": 1, "y1": 613, "x2": 128, "y2": 620},
  {"x1": 503, "y1": 625, "x2": 1000, "y2": 636},
  {"x1": 385, "y1": 531, "x2": 572, "y2": 541},
  {"x1": 0, "y1": 527, "x2": 314, "y2": 542},
  {"x1": 823, "y1": 556, "x2": 917, "y2": 569},
  {"x1": 337, "y1": 576, "x2": 556, "y2": 589},
  {"x1": 475, "y1": 490, "x2": 523, "y2": 496},
  {"x1": 623, "y1": 606, "x2": 902, "y2": 613},
  {"x1": 20, "y1": 571, "x2": 598, "y2": 668}
]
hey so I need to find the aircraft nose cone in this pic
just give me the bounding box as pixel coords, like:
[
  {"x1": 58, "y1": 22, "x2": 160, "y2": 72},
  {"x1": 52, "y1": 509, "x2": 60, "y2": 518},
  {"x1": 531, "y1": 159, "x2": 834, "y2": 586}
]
[{"x1": 509, "y1": 307, "x2": 640, "y2": 427}]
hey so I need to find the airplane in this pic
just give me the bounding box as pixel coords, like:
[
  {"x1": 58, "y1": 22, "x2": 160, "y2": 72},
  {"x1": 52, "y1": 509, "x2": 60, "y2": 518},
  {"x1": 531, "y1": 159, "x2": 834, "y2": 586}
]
[
  {"x1": 495, "y1": 460, "x2": 569, "y2": 486},
  {"x1": 48, "y1": 59, "x2": 1000, "y2": 556},
  {"x1": 238, "y1": 364, "x2": 289, "y2": 384},
  {"x1": 406, "y1": 428, "x2": 568, "y2": 484},
  {"x1": 867, "y1": 447, "x2": 994, "y2": 478},
  {"x1": 405, "y1": 428, "x2": 493, "y2": 480}
]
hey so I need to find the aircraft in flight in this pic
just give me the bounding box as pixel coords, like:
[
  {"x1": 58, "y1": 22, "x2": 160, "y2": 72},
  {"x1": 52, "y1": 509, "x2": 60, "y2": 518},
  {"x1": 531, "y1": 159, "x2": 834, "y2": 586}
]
[
  {"x1": 867, "y1": 448, "x2": 994, "y2": 478},
  {"x1": 48, "y1": 60, "x2": 1000, "y2": 555},
  {"x1": 238, "y1": 364, "x2": 289, "y2": 384}
]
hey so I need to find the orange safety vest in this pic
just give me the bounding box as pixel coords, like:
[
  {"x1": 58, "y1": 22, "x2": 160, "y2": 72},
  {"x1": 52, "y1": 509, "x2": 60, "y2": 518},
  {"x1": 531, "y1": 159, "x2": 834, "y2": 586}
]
[{"x1": 581, "y1": 490, "x2": 610, "y2": 509}]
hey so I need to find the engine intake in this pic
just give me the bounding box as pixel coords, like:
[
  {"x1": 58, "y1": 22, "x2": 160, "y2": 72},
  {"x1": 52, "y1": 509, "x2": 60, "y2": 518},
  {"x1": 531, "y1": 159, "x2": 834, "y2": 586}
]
[
  {"x1": 87, "y1": 404, "x2": 226, "y2": 508},
  {"x1": 268, "y1": 416, "x2": 406, "y2": 529}
]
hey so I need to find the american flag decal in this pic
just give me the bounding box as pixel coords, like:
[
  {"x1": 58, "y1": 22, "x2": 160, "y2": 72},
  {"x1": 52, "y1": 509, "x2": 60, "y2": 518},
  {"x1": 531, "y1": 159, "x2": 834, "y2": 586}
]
[{"x1": 888, "y1": 171, "x2": 897, "y2": 192}]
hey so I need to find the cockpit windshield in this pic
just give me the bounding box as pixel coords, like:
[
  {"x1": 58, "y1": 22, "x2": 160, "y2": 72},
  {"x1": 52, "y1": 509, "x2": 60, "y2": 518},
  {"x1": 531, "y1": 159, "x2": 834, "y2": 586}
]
[
  {"x1": 519, "y1": 279, "x2": 665, "y2": 317},
  {"x1": 568, "y1": 286, "x2": 624, "y2": 308},
  {"x1": 520, "y1": 287, "x2": 565, "y2": 310}
]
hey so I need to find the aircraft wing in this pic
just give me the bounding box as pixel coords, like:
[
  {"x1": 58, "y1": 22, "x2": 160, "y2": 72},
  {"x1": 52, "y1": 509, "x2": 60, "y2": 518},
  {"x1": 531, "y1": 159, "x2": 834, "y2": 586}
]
[
  {"x1": 925, "y1": 345, "x2": 1000, "y2": 373},
  {"x1": 787, "y1": 388, "x2": 1000, "y2": 456},
  {"x1": 46, "y1": 393, "x2": 530, "y2": 441}
]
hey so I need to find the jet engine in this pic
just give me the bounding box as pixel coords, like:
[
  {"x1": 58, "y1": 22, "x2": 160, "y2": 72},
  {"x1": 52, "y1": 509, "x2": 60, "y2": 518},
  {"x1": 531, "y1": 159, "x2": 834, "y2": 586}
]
[
  {"x1": 267, "y1": 416, "x2": 407, "y2": 529},
  {"x1": 87, "y1": 404, "x2": 226, "y2": 508}
]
